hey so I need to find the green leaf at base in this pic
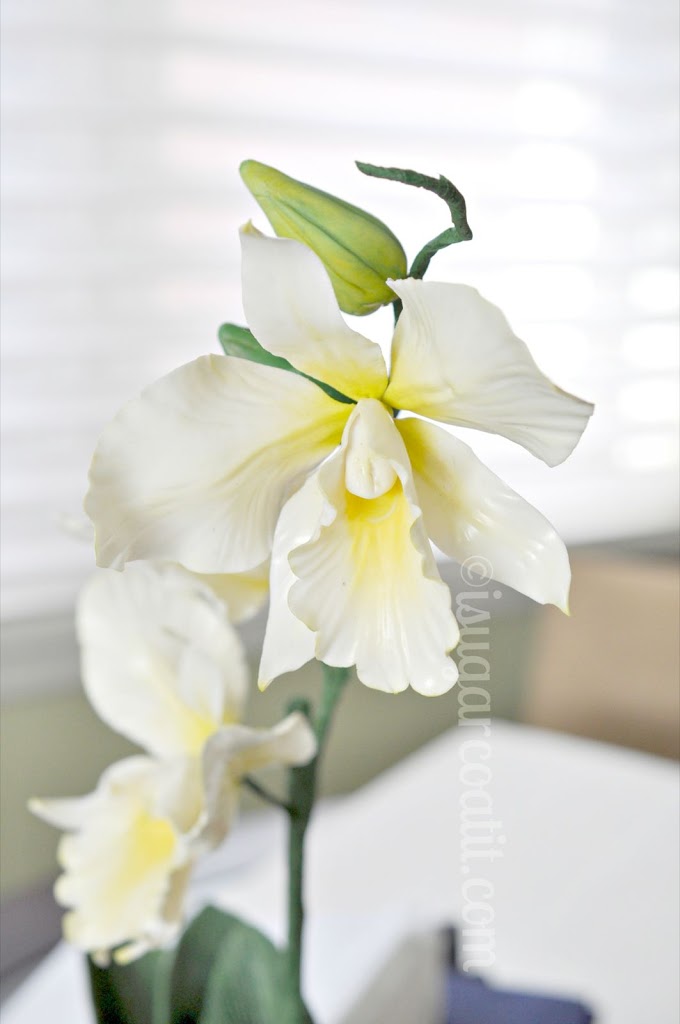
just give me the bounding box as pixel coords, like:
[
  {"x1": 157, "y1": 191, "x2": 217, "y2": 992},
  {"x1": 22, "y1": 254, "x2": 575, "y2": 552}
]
[
  {"x1": 168, "y1": 905, "x2": 312, "y2": 1024},
  {"x1": 200, "y1": 915, "x2": 308, "y2": 1024},
  {"x1": 88, "y1": 949, "x2": 173, "y2": 1024}
]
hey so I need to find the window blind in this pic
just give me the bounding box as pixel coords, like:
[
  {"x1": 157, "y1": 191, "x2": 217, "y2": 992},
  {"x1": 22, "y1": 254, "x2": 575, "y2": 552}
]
[{"x1": 2, "y1": 0, "x2": 678, "y2": 626}]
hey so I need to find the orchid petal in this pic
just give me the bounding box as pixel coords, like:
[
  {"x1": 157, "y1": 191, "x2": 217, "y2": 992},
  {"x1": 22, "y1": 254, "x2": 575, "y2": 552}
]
[
  {"x1": 288, "y1": 400, "x2": 459, "y2": 695},
  {"x1": 193, "y1": 560, "x2": 270, "y2": 624},
  {"x1": 77, "y1": 563, "x2": 249, "y2": 758},
  {"x1": 241, "y1": 225, "x2": 388, "y2": 401},
  {"x1": 223, "y1": 712, "x2": 318, "y2": 777},
  {"x1": 258, "y1": 479, "x2": 321, "y2": 689},
  {"x1": 196, "y1": 713, "x2": 317, "y2": 848},
  {"x1": 398, "y1": 417, "x2": 571, "y2": 610},
  {"x1": 28, "y1": 794, "x2": 98, "y2": 832},
  {"x1": 385, "y1": 280, "x2": 593, "y2": 466},
  {"x1": 85, "y1": 355, "x2": 349, "y2": 574}
]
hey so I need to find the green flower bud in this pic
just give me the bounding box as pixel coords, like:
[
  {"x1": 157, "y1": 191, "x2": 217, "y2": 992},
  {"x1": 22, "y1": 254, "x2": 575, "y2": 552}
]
[{"x1": 240, "y1": 160, "x2": 407, "y2": 316}]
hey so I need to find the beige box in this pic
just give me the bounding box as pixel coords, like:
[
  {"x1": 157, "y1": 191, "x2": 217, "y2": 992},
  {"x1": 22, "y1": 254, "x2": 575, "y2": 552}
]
[{"x1": 524, "y1": 556, "x2": 680, "y2": 759}]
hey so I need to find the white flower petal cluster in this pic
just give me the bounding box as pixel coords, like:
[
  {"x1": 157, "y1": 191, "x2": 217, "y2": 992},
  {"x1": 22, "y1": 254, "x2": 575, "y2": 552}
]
[
  {"x1": 31, "y1": 562, "x2": 316, "y2": 963},
  {"x1": 85, "y1": 227, "x2": 593, "y2": 696}
]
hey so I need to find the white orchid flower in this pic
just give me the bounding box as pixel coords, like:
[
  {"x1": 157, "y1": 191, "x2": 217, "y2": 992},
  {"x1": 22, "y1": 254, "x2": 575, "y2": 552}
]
[
  {"x1": 31, "y1": 562, "x2": 316, "y2": 962},
  {"x1": 30, "y1": 756, "x2": 197, "y2": 966},
  {"x1": 85, "y1": 228, "x2": 593, "y2": 695}
]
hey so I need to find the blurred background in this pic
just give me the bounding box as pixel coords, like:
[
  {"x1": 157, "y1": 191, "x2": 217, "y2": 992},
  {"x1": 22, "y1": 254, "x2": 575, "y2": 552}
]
[{"x1": 1, "y1": 0, "x2": 678, "y2": 1000}]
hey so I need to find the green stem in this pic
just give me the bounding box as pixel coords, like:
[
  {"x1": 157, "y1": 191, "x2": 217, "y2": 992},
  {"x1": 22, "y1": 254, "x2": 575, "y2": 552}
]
[
  {"x1": 357, "y1": 160, "x2": 472, "y2": 285},
  {"x1": 312, "y1": 664, "x2": 350, "y2": 747},
  {"x1": 284, "y1": 665, "x2": 350, "y2": 1023},
  {"x1": 409, "y1": 226, "x2": 466, "y2": 281}
]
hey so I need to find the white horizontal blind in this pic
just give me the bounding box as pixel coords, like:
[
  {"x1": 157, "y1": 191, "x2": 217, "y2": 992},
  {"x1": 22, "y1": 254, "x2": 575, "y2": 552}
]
[{"x1": 2, "y1": 0, "x2": 679, "y2": 622}]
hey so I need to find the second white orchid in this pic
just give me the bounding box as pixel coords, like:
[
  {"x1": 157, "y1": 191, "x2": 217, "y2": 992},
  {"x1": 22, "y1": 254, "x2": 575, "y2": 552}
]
[
  {"x1": 85, "y1": 227, "x2": 593, "y2": 696},
  {"x1": 31, "y1": 562, "x2": 317, "y2": 963}
]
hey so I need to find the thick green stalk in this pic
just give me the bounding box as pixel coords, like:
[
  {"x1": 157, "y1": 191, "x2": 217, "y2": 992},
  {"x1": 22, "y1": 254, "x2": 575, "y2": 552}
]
[{"x1": 284, "y1": 665, "x2": 350, "y2": 1023}]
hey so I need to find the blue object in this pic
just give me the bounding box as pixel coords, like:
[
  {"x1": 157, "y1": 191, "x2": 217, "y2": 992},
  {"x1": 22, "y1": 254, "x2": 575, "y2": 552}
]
[{"x1": 446, "y1": 971, "x2": 594, "y2": 1024}]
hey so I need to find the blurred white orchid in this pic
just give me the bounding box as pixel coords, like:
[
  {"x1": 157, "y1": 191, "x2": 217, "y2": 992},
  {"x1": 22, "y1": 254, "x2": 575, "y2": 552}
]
[
  {"x1": 31, "y1": 562, "x2": 316, "y2": 963},
  {"x1": 31, "y1": 756, "x2": 196, "y2": 966},
  {"x1": 85, "y1": 228, "x2": 593, "y2": 695}
]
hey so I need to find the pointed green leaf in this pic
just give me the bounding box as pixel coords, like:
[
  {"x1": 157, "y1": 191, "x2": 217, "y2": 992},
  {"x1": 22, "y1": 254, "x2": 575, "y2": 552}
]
[
  {"x1": 168, "y1": 907, "x2": 313, "y2": 1024},
  {"x1": 218, "y1": 323, "x2": 354, "y2": 405},
  {"x1": 218, "y1": 323, "x2": 296, "y2": 373}
]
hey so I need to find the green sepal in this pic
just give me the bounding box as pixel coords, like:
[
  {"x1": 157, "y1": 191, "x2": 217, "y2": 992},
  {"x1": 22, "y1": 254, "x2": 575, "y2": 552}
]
[
  {"x1": 356, "y1": 161, "x2": 472, "y2": 280},
  {"x1": 217, "y1": 323, "x2": 353, "y2": 405},
  {"x1": 87, "y1": 948, "x2": 174, "y2": 1024}
]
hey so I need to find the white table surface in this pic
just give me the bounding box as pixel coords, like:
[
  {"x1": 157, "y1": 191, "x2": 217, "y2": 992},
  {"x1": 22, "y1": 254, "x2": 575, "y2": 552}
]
[{"x1": 4, "y1": 722, "x2": 679, "y2": 1023}]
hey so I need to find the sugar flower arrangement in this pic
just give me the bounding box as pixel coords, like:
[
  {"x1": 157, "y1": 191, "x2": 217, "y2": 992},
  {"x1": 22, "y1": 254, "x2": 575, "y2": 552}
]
[{"x1": 32, "y1": 160, "x2": 593, "y2": 1023}]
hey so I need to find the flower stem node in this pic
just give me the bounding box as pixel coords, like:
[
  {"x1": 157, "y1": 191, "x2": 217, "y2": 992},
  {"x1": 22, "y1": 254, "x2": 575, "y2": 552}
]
[{"x1": 240, "y1": 160, "x2": 407, "y2": 316}]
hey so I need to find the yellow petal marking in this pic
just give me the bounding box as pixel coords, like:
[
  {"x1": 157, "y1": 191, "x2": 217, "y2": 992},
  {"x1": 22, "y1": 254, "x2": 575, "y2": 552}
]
[
  {"x1": 344, "y1": 481, "x2": 415, "y2": 601},
  {"x1": 109, "y1": 806, "x2": 177, "y2": 900}
]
